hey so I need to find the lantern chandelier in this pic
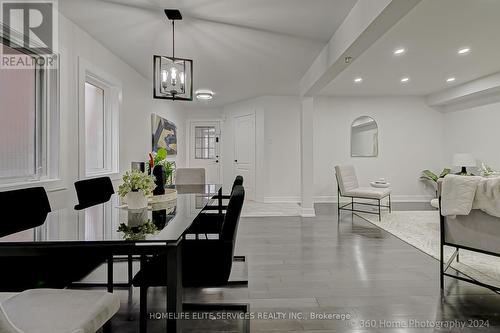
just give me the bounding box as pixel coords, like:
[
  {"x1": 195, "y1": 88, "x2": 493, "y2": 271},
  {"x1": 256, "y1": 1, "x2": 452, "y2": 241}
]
[{"x1": 153, "y1": 9, "x2": 193, "y2": 100}]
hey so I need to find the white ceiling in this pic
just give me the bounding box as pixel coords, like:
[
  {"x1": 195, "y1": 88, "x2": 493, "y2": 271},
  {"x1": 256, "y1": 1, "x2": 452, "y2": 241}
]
[
  {"x1": 321, "y1": 0, "x2": 500, "y2": 97},
  {"x1": 59, "y1": 0, "x2": 357, "y2": 106}
]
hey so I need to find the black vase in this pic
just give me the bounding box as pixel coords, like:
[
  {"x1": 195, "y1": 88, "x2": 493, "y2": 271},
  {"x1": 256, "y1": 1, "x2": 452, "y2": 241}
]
[{"x1": 152, "y1": 165, "x2": 165, "y2": 196}]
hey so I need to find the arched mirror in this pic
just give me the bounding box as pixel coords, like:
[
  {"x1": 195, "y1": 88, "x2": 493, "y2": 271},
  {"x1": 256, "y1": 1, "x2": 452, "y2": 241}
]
[{"x1": 351, "y1": 116, "x2": 378, "y2": 157}]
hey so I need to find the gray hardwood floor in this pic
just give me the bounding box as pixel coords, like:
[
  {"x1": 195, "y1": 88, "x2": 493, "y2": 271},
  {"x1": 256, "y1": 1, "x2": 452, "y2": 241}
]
[{"x1": 109, "y1": 203, "x2": 500, "y2": 332}]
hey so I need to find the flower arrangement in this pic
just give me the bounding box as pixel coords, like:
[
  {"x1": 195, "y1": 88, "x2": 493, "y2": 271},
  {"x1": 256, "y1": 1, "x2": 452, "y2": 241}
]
[
  {"x1": 117, "y1": 221, "x2": 158, "y2": 240},
  {"x1": 480, "y1": 162, "x2": 500, "y2": 177},
  {"x1": 148, "y1": 148, "x2": 176, "y2": 186},
  {"x1": 118, "y1": 169, "x2": 156, "y2": 198}
]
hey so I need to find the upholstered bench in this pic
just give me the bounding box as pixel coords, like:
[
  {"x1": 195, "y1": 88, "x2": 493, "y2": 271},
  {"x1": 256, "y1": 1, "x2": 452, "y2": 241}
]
[{"x1": 0, "y1": 289, "x2": 120, "y2": 333}]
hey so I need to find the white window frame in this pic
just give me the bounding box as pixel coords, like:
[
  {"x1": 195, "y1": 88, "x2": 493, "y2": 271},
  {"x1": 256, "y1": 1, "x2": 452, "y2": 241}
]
[
  {"x1": 0, "y1": 27, "x2": 60, "y2": 187},
  {"x1": 78, "y1": 57, "x2": 120, "y2": 179}
]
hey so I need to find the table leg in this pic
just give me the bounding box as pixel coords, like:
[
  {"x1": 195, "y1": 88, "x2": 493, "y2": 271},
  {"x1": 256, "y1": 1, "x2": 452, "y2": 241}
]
[
  {"x1": 166, "y1": 244, "x2": 183, "y2": 333},
  {"x1": 104, "y1": 255, "x2": 114, "y2": 333},
  {"x1": 107, "y1": 255, "x2": 114, "y2": 293},
  {"x1": 218, "y1": 187, "x2": 223, "y2": 214}
]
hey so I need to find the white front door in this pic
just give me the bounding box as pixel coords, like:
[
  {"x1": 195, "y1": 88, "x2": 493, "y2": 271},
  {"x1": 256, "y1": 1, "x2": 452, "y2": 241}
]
[
  {"x1": 189, "y1": 121, "x2": 221, "y2": 184},
  {"x1": 233, "y1": 113, "x2": 255, "y2": 200}
]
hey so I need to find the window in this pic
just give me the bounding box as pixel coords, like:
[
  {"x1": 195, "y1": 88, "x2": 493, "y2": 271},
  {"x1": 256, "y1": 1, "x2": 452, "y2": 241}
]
[
  {"x1": 0, "y1": 42, "x2": 59, "y2": 184},
  {"x1": 194, "y1": 126, "x2": 216, "y2": 159},
  {"x1": 79, "y1": 58, "x2": 120, "y2": 178}
]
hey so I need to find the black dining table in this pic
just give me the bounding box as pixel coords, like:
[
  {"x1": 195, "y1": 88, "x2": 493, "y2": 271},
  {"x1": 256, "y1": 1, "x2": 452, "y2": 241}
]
[{"x1": 0, "y1": 183, "x2": 223, "y2": 333}]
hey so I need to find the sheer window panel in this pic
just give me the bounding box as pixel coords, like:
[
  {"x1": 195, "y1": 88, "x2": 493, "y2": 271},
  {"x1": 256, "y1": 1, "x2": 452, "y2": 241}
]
[
  {"x1": 84, "y1": 82, "x2": 105, "y2": 172},
  {"x1": 0, "y1": 45, "x2": 37, "y2": 180}
]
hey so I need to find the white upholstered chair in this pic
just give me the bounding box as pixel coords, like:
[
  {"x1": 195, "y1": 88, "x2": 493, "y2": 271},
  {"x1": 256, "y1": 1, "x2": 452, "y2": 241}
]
[
  {"x1": 0, "y1": 289, "x2": 120, "y2": 333},
  {"x1": 335, "y1": 165, "x2": 391, "y2": 221},
  {"x1": 175, "y1": 168, "x2": 206, "y2": 185}
]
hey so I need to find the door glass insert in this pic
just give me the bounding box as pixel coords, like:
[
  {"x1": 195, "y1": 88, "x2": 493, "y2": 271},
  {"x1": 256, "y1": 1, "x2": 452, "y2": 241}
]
[{"x1": 195, "y1": 126, "x2": 216, "y2": 159}]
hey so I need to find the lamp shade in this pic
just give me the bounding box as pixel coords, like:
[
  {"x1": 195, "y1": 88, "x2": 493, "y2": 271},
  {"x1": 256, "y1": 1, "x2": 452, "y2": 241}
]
[{"x1": 452, "y1": 153, "x2": 476, "y2": 167}]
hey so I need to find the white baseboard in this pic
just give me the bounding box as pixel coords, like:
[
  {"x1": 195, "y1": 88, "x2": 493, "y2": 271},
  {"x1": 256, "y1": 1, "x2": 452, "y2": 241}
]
[
  {"x1": 313, "y1": 195, "x2": 433, "y2": 203},
  {"x1": 263, "y1": 196, "x2": 301, "y2": 203},
  {"x1": 263, "y1": 195, "x2": 433, "y2": 204},
  {"x1": 300, "y1": 208, "x2": 316, "y2": 217}
]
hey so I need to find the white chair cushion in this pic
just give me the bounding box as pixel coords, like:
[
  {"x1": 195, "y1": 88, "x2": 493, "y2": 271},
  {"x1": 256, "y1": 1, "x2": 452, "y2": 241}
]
[
  {"x1": 0, "y1": 289, "x2": 120, "y2": 333},
  {"x1": 335, "y1": 165, "x2": 359, "y2": 194},
  {"x1": 0, "y1": 293, "x2": 16, "y2": 303},
  {"x1": 175, "y1": 168, "x2": 206, "y2": 185},
  {"x1": 344, "y1": 187, "x2": 392, "y2": 200}
]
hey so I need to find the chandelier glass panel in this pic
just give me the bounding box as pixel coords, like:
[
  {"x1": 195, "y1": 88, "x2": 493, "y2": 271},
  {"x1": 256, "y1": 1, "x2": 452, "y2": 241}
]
[{"x1": 153, "y1": 15, "x2": 193, "y2": 100}]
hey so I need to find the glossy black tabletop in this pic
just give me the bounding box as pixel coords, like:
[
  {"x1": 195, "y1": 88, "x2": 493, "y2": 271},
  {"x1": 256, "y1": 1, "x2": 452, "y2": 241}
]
[{"x1": 0, "y1": 184, "x2": 221, "y2": 246}]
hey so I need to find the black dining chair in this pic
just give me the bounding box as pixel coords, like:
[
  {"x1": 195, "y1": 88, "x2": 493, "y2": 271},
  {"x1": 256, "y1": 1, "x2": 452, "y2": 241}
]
[
  {"x1": 0, "y1": 187, "x2": 104, "y2": 291},
  {"x1": 203, "y1": 175, "x2": 244, "y2": 212},
  {"x1": 0, "y1": 187, "x2": 50, "y2": 238},
  {"x1": 74, "y1": 176, "x2": 115, "y2": 210},
  {"x1": 132, "y1": 185, "x2": 249, "y2": 333},
  {"x1": 73, "y1": 176, "x2": 136, "y2": 290}
]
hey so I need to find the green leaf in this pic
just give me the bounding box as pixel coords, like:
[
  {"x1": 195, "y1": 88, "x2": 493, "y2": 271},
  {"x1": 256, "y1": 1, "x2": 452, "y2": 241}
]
[
  {"x1": 154, "y1": 148, "x2": 167, "y2": 165},
  {"x1": 421, "y1": 170, "x2": 438, "y2": 182},
  {"x1": 439, "y1": 168, "x2": 451, "y2": 178}
]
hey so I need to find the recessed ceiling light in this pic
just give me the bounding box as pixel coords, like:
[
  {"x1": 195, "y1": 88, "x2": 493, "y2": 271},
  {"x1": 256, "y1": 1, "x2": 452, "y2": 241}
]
[
  {"x1": 354, "y1": 77, "x2": 363, "y2": 83},
  {"x1": 400, "y1": 77, "x2": 410, "y2": 83},
  {"x1": 393, "y1": 48, "x2": 406, "y2": 55},
  {"x1": 458, "y1": 47, "x2": 470, "y2": 55},
  {"x1": 195, "y1": 89, "x2": 214, "y2": 100},
  {"x1": 446, "y1": 77, "x2": 456, "y2": 83}
]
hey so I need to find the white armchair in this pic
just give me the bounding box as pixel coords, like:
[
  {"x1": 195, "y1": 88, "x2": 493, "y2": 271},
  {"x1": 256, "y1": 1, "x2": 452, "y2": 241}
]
[{"x1": 335, "y1": 165, "x2": 392, "y2": 221}]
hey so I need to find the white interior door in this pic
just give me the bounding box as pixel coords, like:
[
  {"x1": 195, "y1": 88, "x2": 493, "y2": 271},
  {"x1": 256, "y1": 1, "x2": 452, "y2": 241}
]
[
  {"x1": 189, "y1": 121, "x2": 221, "y2": 184},
  {"x1": 233, "y1": 113, "x2": 255, "y2": 200}
]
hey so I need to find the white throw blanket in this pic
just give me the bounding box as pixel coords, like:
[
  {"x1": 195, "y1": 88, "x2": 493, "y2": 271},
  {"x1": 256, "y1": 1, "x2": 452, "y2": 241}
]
[{"x1": 441, "y1": 174, "x2": 500, "y2": 218}]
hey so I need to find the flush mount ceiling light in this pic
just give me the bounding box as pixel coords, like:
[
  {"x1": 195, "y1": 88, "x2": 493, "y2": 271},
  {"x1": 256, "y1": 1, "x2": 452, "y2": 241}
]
[
  {"x1": 354, "y1": 77, "x2": 363, "y2": 83},
  {"x1": 195, "y1": 89, "x2": 214, "y2": 100},
  {"x1": 400, "y1": 77, "x2": 410, "y2": 83},
  {"x1": 153, "y1": 9, "x2": 193, "y2": 101},
  {"x1": 393, "y1": 48, "x2": 406, "y2": 55},
  {"x1": 446, "y1": 77, "x2": 456, "y2": 83},
  {"x1": 458, "y1": 47, "x2": 470, "y2": 55}
]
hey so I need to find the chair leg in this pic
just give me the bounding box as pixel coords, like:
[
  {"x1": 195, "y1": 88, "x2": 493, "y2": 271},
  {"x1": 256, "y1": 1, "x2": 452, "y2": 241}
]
[
  {"x1": 351, "y1": 198, "x2": 354, "y2": 218},
  {"x1": 378, "y1": 199, "x2": 381, "y2": 221},
  {"x1": 337, "y1": 189, "x2": 340, "y2": 220},
  {"x1": 140, "y1": 286, "x2": 148, "y2": 333},
  {"x1": 389, "y1": 195, "x2": 392, "y2": 213},
  {"x1": 440, "y1": 244, "x2": 444, "y2": 291}
]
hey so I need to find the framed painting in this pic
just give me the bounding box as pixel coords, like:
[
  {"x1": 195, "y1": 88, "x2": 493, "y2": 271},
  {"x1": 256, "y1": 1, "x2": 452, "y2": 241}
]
[{"x1": 151, "y1": 114, "x2": 177, "y2": 156}]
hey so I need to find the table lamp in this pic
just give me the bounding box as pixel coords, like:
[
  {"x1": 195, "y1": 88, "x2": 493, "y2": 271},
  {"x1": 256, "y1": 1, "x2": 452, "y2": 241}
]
[{"x1": 452, "y1": 153, "x2": 476, "y2": 175}]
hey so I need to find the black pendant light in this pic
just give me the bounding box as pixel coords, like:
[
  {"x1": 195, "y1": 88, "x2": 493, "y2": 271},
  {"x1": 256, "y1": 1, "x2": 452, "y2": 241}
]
[{"x1": 153, "y1": 9, "x2": 193, "y2": 100}]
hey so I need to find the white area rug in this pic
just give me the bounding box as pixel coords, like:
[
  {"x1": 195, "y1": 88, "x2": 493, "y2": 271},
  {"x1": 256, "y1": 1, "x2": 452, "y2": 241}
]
[
  {"x1": 359, "y1": 210, "x2": 500, "y2": 288},
  {"x1": 241, "y1": 200, "x2": 300, "y2": 217}
]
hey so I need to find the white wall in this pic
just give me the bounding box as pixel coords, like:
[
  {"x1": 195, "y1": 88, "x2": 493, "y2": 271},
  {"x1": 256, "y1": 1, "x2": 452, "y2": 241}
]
[
  {"x1": 313, "y1": 96, "x2": 445, "y2": 202},
  {"x1": 48, "y1": 14, "x2": 186, "y2": 208},
  {"x1": 443, "y1": 101, "x2": 500, "y2": 172},
  {"x1": 220, "y1": 96, "x2": 301, "y2": 202}
]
